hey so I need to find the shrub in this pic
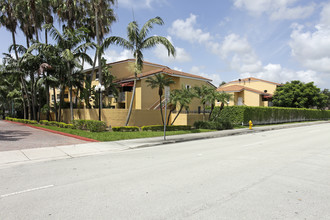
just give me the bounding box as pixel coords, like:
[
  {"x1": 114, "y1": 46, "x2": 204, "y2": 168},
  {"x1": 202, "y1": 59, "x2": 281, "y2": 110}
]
[
  {"x1": 65, "y1": 124, "x2": 74, "y2": 129},
  {"x1": 212, "y1": 106, "x2": 330, "y2": 125},
  {"x1": 141, "y1": 125, "x2": 191, "y2": 131},
  {"x1": 193, "y1": 119, "x2": 233, "y2": 130},
  {"x1": 39, "y1": 120, "x2": 49, "y2": 125},
  {"x1": 112, "y1": 126, "x2": 140, "y2": 132},
  {"x1": 48, "y1": 121, "x2": 60, "y2": 127},
  {"x1": 193, "y1": 121, "x2": 212, "y2": 129},
  {"x1": 85, "y1": 120, "x2": 107, "y2": 132},
  {"x1": 27, "y1": 120, "x2": 38, "y2": 124},
  {"x1": 72, "y1": 119, "x2": 88, "y2": 130},
  {"x1": 58, "y1": 122, "x2": 67, "y2": 128},
  {"x1": 72, "y1": 120, "x2": 106, "y2": 132}
]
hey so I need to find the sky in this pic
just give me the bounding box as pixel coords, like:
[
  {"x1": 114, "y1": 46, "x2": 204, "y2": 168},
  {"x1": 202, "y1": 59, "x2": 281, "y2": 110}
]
[{"x1": 1, "y1": 0, "x2": 330, "y2": 88}]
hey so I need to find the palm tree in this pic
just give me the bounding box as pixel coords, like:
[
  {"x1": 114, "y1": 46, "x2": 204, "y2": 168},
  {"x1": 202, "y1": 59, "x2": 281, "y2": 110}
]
[
  {"x1": 46, "y1": 25, "x2": 93, "y2": 122},
  {"x1": 210, "y1": 92, "x2": 232, "y2": 121},
  {"x1": 208, "y1": 91, "x2": 232, "y2": 120},
  {"x1": 108, "y1": 17, "x2": 176, "y2": 125},
  {"x1": 0, "y1": 0, "x2": 19, "y2": 59},
  {"x1": 85, "y1": 0, "x2": 117, "y2": 114},
  {"x1": 169, "y1": 86, "x2": 194, "y2": 125},
  {"x1": 146, "y1": 74, "x2": 175, "y2": 125},
  {"x1": 193, "y1": 85, "x2": 215, "y2": 121}
]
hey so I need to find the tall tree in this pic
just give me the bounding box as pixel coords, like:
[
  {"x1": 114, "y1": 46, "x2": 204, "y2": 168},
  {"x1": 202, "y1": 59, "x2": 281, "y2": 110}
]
[
  {"x1": 109, "y1": 17, "x2": 176, "y2": 125},
  {"x1": 85, "y1": 0, "x2": 117, "y2": 114},
  {"x1": 273, "y1": 80, "x2": 327, "y2": 109},
  {"x1": 46, "y1": 25, "x2": 93, "y2": 122},
  {"x1": 146, "y1": 74, "x2": 175, "y2": 125}
]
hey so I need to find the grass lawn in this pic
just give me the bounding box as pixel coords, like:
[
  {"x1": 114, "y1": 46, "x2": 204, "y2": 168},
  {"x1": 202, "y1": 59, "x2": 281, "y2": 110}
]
[{"x1": 32, "y1": 124, "x2": 215, "y2": 142}]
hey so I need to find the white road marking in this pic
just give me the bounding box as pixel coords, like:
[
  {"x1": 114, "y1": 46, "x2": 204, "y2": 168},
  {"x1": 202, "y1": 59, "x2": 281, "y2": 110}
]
[{"x1": 0, "y1": 185, "x2": 54, "y2": 198}]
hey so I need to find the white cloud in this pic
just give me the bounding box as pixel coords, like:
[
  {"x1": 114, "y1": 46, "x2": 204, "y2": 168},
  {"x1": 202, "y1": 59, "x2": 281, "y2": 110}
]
[
  {"x1": 233, "y1": 0, "x2": 315, "y2": 20},
  {"x1": 173, "y1": 67, "x2": 182, "y2": 71},
  {"x1": 220, "y1": 34, "x2": 263, "y2": 73},
  {"x1": 220, "y1": 34, "x2": 253, "y2": 58},
  {"x1": 240, "y1": 63, "x2": 321, "y2": 84},
  {"x1": 320, "y1": 2, "x2": 330, "y2": 26},
  {"x1": 289, "y1": 4, "x2": 330, "y2": 74},
  {"x1": 153, "y1": 36, "x2": 191, "y2": 63},
  {"x1": 190, "y1": 66, "x2": 222, "y2": 86},
  {"x1": 104, "y1": 49, "x2": 133, "y2": 63},
  {"x1": 169, "y1": 14, "x2": 212, "y2": 44},
  {"x1": 119, "y1": 0, "x2": 167, "y2": 9}
]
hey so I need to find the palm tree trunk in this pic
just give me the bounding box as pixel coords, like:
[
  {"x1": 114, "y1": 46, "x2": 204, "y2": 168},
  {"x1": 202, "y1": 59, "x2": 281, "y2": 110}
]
[
  {"x1": 58, "y1": 85, "x2": 64, "y2": 122},
  {"x1": 53, "y1": 87, "x2": 58, "y2": 121},
  {"x1": 166, "y1": 107, "x2": 175, "y2": 126},
  {"x1": 45, "y1": 79, "x2": 50, "y2": 121},
  {"x1": 11, "y1": 31, "x2": 19, "y2": 60},
  {"x1": 20, "y1": 83, "x2": 27, "y2": 119},
  {"x1": 203, "y1": 103, "x2": 206, "y2": 121},
  {"x1": 45, "y1": 29, "x2": 48, "y2": 45},
  {"x1": 171, "y1": 106, "x2": 183, "y2": 125},
  {"x1": 95, "y1": 8, "x2": 103, "y2": 120},
  {"x1": 125, "y1": 78, "x2": 136, "y2": 126},
  {"x1": 212, "y1": 102, "x2": 224, "y2": 121},
  {"x1": 209, "y1": 104, "x2": 215, "y2": 120},
  {"x1": 69, "y1": 86, "x2": 74, "y2": 122},
  {"x1": 30, "y1": 73, "x2": 36, "y2": 120},
  {"x1": 21, "y1": 77, "x2": 32, "y2": 120},
  {"x1": 159, "y1": 95, "x2": 165, "y2": 125}
]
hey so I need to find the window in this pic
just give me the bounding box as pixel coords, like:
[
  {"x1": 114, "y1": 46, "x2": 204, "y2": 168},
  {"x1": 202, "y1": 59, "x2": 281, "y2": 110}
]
[
  {"x1": 95, "y1": 73, "x2": 99, "y2": 80},
  {"x1": 64, "y1": 93, "x2": 69, "y2": 98},
  {"x1": 185, "y1": 84, "x2": 191, "y2": 90}
]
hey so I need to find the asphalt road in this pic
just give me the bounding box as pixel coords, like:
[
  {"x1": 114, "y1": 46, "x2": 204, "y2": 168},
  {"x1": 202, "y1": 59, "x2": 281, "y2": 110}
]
[
  {"x1": 1, "y1": 123, "x2": 330, "y2": 219},
  {"x1": 0, "y1": 120, "x2": 88, "y2": 151}
]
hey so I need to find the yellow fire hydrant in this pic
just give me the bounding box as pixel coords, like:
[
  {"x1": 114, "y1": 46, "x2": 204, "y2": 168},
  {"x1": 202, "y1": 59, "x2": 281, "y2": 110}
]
[{"x1": 249, "y1": 120, "x2": 253, "y2": 130}]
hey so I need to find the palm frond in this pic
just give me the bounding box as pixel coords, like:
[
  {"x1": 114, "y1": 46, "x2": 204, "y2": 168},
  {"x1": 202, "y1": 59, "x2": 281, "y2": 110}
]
[
  {"x1": 142, "y1": 36, "x2": 176, "y2": 57},
  {"x1": 139, "y1": 16, "x2": 164, "y2": 40}
]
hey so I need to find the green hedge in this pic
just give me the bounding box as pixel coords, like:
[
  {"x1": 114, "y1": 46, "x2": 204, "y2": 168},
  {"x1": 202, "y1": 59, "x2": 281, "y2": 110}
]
[
  {"x1": 5, "y1": 117, "x2": 38, "y2": 124},
  {"x1": 212, "y1": 106, "x2": 330, "y2": 125},
  {"x1": 72, "y1": 119, "x2": 107, "y2": 132},
  {"x1": 112, "y1": 126, "x2": 140, "y2": 132},
  {"x1": 193, "y1": 119, "x2": 233, "y2": 130},
  {"x1": 141, "y1": 125, "x2": 191, "y2": 131}
]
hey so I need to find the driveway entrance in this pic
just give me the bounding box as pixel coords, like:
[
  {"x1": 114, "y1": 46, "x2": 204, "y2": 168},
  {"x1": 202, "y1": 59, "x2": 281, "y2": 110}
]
[{"x1": 0, "y1": 120, "x2": 88, "y2": 151}]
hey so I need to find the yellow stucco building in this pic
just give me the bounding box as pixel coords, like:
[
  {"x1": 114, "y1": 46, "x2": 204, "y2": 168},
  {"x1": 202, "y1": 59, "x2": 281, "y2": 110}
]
[
  {"x1": 50, "y1": 59, "x2": 215, "y2": 126},
  {"x1": 217, "y1": 77, "x2": 281, "y2": 107}
]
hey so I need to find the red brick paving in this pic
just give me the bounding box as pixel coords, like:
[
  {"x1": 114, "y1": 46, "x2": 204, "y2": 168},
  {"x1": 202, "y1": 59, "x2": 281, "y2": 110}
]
[{"x1": 0, "y1": 120, "x2": 91, "y2": 151}]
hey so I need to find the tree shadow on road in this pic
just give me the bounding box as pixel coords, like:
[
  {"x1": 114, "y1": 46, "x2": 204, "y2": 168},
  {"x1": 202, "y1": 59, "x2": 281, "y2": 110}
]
[{"x1": 0, "y1": 130, "x2": 31, "y2": 142}]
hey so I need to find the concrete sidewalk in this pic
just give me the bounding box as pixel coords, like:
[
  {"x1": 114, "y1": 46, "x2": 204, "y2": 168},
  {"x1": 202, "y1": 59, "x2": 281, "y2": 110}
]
[{"x1": 0, "y1": 121, "x2": 328, "y2": 168}]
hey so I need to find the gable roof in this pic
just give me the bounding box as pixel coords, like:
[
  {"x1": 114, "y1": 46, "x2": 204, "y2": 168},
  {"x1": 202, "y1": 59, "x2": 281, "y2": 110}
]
[
  {"x1": 82, "y1": 59, "x2": 168, "y2": 73},
  {"x1": 217, "y1": 85, "x2": 272, "y2": 96},
  {"x1": 118, "y1": 67, "x2": 212, "y2": 82},
  {"x1": 224, "y1": 77, "x2": 281, "y2": 86}
]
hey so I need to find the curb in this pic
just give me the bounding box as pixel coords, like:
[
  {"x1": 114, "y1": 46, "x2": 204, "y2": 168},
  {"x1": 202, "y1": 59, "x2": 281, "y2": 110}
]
[
  {"x1": 5, "y1": 120, "x2": 99, "y2": 142},
  {"x1": 129, "y1": 121, "x2": 329, "y2": 149}
]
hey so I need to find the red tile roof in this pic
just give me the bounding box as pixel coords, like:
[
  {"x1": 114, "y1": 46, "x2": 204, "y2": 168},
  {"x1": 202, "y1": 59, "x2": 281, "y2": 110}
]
[
  {"x1": 217, "y1": 85, "x2": 272, "y2": 96},
  {"x1": 119, "y1": 67, "x2": 212, "y2": 82}
]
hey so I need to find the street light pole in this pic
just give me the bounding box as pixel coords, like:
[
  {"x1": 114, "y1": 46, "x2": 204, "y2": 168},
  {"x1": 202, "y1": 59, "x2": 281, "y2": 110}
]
[{"x1": 95, "y1": 83, "x2": 105, "y2": 121}]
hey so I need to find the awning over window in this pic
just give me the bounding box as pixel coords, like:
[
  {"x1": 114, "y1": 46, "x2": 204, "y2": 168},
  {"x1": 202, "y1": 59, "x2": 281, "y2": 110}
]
[
  {"x1": 263, "y1": 95, "x2": 272, "y2": 99},
  {"x1": 120, "y1": 82, "x2": 134, "y2": 87}
]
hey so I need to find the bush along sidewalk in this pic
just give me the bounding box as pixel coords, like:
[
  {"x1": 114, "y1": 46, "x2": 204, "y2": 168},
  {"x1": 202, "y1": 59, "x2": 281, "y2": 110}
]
[
  {"x1": 193, "y1": 119, "x2": 233, "y2": 130},
  {"x1": 5, "y1": 117, "x2": 106, "y2": 132}
]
